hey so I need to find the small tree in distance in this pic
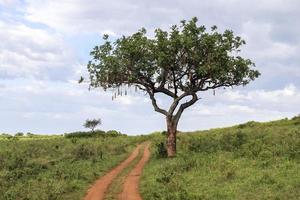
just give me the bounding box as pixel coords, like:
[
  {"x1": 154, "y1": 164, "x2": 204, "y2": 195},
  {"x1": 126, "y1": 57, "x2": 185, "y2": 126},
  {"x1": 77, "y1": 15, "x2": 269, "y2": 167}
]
[
  {"x1": 84, "y1": 17, "x2": 260, "y2": 157},
  {"x1": 84, "y1": 118, "x2": 101, "y2": 132}
]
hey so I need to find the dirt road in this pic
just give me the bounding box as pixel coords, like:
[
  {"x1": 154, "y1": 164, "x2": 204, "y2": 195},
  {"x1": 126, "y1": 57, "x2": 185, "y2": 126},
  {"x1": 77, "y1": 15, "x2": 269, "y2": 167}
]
[
  {"x1": 83, "y1": 144, "x2": 142, "y2": 200},
  {"x1": 83, "y1": 142, "x2": 151, "y2": 200},
  {"x1": 119, "y1": 143, "x2": 151, "y2": 200}
]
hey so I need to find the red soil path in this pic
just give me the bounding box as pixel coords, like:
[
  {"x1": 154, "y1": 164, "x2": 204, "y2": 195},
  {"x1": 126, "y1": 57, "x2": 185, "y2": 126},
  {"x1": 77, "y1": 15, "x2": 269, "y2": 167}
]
[
  {"x1": 83, "y1": 144, "x2": 142, "y2": 200},
  {"x1": 119, "y1": 143, "x2": 151, "y2": 200}
]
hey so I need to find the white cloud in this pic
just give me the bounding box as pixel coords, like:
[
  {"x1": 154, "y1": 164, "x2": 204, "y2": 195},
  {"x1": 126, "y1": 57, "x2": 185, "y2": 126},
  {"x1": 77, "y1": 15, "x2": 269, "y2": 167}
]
[
  {"x1": 21, "y1": 0, "x2": 300, "y2": 35},
  {"x1": 223, "y1": 84, "x2": 300, "y2": 106},
  {"x1": 24, "y1": 0, "x2": 144, "y2": 34},
  {"x1": 116, "y1": 96, "x2": 138, "y2": 106},
  {"x1": 20, "y1": 0, "x2": 300, "y2": 84},
  {"x1": 241, "y1": 21, "x2": 298, "y2": 61},
  {"x1": 0, "y1": 20, "x2": 79, "y2": 80},
  {"x1": 0, "y1": 0, "x2": 17, "y2": 6}
]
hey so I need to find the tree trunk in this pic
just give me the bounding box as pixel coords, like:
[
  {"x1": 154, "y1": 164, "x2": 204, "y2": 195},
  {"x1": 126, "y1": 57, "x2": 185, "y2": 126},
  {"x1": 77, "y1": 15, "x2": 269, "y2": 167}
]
[{"x1": 166, "y1": 118, "x2": 177, "y2": 157}]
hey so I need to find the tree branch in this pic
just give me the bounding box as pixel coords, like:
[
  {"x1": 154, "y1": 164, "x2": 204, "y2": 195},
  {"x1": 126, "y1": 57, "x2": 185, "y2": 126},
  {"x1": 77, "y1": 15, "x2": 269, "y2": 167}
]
[
  {"x1": 146, "y1": 88, "x2": 168, "y2": 116},
  {"x1": 174, "y1": 93, "x2": 198, "y2": 124},
  {"x1": 155, "y1": 87, "x2": 177, "y2": 98},
  {"x1": 199, "y1": 81, "x2": 235, "y2": 91},
  {"x1": 168, "y1": 92, "x2": 190, "y2": 116}
]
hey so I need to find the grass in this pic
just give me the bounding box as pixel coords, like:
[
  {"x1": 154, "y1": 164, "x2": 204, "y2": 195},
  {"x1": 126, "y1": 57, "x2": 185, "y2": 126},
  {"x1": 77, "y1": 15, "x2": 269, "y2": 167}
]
[
  {"x1": 1, "y1": 117, "x2": 299, "y2": 199},
  {"x1": 0, "y1": 134, "x2": 147, "y2": 200},
  {"x1": 104, "y1": 143, "x2": 145, "y2": 200},
  {"x1": 140, "y1": 116, "x2": 300, "y2": 200}
]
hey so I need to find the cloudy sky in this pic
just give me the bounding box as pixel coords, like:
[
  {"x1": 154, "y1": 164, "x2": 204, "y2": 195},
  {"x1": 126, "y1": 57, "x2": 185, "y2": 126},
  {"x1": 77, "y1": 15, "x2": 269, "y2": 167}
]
[{"x1": 0, "y1": 0, "x2": 299, "y2": 135}]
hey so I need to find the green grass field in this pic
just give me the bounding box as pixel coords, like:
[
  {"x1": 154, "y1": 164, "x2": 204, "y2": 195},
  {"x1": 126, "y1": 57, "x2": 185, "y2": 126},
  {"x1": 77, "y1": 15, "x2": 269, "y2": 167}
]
[
  {"x1": 1, "y1": 117, "x2": 299, "y2": 200},
  {"x1": 141, "y1": 117, "x2": 300, "y2": 200},
  {"x1": 0, "y1": 134, "x2": 146, "y2": 200}
]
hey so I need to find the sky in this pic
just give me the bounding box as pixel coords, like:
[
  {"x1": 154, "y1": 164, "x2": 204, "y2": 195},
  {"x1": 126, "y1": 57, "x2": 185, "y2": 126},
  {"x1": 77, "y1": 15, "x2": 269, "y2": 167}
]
[{"x1": 0, "y1": 0, "x2": 299, "y2": 135}]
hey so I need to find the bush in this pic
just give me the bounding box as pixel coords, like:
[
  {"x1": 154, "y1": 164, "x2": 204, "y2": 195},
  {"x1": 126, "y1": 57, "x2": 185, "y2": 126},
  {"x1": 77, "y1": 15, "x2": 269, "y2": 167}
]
[
  {"x1": 155, "y1": 142, "x2": 168, "y2": 158},
  {"x1": 15, "y1": 132, "x2": 24, "y2": 137},
  {"x1": 64, "y1": 130, "x2": 106, "y2": 138},
  {"x1": 64, "y1": 130, "x2": 125, "y2": 138},
  {"x1": 26, "y1": 132, "x2": 35, "y2": 137},
  {"x1": 188, "y1": 135, "x2": 219, "y2": 153},
  {"x1": 291, "y1": 115, "x2": 300, "y2": 120},
  {"x1": 106, "y1": 130, "x2": 122, "y2": 137},
  {"x1": 238, "y1": 121, "x2": 259, "y2": 128},
  {"x1": 220, "y1": 131, "x2": 247, "y2": 151},
  {"x1": 161, "y1": 131, "x2": 167, "y2": 135},
  {"x1": 0, "y1": 133, "x2": 13, "y2": 139},
  {"x1": 72, "y1": 144, "x2": 98, "y2": 160},
  {"x1": 292, "y1": 115, "x2": 300, "y2": 125}
]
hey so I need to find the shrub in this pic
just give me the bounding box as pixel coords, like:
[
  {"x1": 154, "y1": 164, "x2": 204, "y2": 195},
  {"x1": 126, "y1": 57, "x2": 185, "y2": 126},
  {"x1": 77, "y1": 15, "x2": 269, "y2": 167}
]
[
  {"x1": 155, "y1": 142, "x2": 168, "y2": 158},
  {"x1": 291, "y1": 114, "x2": 300, "y2": 120},
  {"x1": 161, "y1": 131, "x2": 167, "y2": 135},
  {"x1": 220, "y1": 131, "x2": 247, "y2": 151},
  {"x1": 15, "y1": 132, "x2": 24, "y2": 137},
  {"x1": 106, "y1": 130, "x2": 122, "y2": 137},
  {"x1": 292, "y1": 115, "x2": 300, "y2": 125},
  {"x1": 238, "y1": 121, "x2": 259, "y2": 129},
  {"x1": 26, "y1": 132, "x2": 35, "y2": 137},
  {"x1": 64, "y1": 130, "x2": 105, "y2": 138},
  {"x1": 188, "y1": 135, "x2": 219, "y2": 153},
  {"x1": 0, "y1": 133, "x2": 13, "y2": 139},
  {"x1": 72, "y1": 144, "x2": 99, "y2": 160}
]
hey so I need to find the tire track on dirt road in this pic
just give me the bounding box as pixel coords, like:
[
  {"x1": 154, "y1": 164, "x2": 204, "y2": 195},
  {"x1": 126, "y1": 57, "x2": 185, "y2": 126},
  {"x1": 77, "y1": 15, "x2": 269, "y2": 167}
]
[
  {"x1": 83, "y1": 144, "x2": 142, "y2": 200},
  {"x1": 119, "y1": 143, "x2": 151, "y2": 200}
]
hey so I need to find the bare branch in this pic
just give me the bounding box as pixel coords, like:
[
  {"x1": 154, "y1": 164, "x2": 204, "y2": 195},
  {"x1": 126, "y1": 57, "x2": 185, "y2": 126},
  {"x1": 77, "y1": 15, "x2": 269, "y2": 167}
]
[
  {"x1": 155, "y1": 87, "x2": 177, "y2": 98},
  {"x1": 199, "y1": 81, "x2": 236, "y2": 91},
  {"x1": 174, "y1": 93, "x2": 199, "y2": 124},
  {"x1": 146, "y1": 88, "x2": 168, "y2": 116},
  {"x1": 168, "y1": 92, "x2": 190, "y2": 116}
]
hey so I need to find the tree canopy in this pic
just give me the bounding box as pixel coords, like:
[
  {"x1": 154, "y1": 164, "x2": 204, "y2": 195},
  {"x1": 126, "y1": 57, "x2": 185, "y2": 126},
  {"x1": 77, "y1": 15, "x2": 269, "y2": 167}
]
[
  {"x1": 84, "y1": 118, "x2": 101, "y2": 132},
  {"x1": 85, "y1": 17, "x2": 260, "y2": 156},
  {"x1": 87, "y1": 17, "x2": 259, "y2": 117}
]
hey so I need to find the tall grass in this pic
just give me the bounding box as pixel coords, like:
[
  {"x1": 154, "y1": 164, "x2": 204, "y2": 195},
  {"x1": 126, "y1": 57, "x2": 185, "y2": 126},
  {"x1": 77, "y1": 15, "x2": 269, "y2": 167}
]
[
  {"x1": 141, "y1": 117, "x2": 300, "y2": 200},
  {"x1": 0, "y1": 135, "x2": 146, "y2": 200}
]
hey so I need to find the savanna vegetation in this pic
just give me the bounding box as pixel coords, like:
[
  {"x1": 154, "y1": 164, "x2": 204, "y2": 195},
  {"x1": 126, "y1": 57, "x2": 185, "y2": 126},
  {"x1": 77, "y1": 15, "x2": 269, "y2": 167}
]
[
  {"x1": 0, "y1": 132, "x2": 148, "y2": 200},
  {"x1": 141, "y1": 116, "x2": 300, "y2": 200},
  {"x1": 1, "y1": 117, "x2": 299, "y2": 199}
]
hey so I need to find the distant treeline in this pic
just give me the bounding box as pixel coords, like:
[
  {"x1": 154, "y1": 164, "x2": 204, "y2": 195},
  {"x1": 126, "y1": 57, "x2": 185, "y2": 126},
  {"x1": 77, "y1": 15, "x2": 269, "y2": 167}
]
[
  {"x1": 0, "y1": 130, "x2": 126, "y2": 138},
  {"x1": 64, "y1": 130, "x2": 126, "y2": 138}
]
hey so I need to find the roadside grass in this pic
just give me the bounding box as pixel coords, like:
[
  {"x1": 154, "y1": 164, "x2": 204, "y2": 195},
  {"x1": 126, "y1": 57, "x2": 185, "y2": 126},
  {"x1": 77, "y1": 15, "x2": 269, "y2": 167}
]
[
  {"x1": 104, "y1": 143, "x2": 145, "y2": 200},
  {"x1": 141, "y1": 117, "x2": 300, "y2": 200},
  {"x1": 0, "y1": 135, "x2": 147, "y2": 200}
]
